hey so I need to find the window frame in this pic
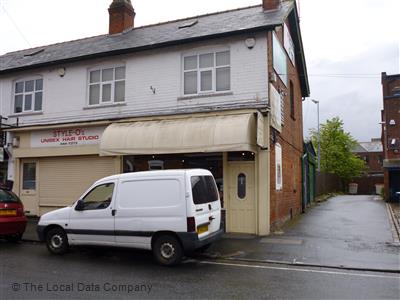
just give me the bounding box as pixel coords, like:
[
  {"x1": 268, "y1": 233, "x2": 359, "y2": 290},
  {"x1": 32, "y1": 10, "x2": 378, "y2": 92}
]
[
  {"x1": 290, "y1": 80, "x2": 295, "y2": 120},
  {"x1": 275, "y1": 143, "x2": 283, "y2": 191},
  {"x1": 22, "y1": 162, "x2": 36, "y2": 191},
  {"x1": 182, "y1": 49, "x2": 231, "y2": 96},
  {"x1": 79, "y1": 182, "x2": 115, "y2": 211},
  {"x1": 13, "y1": 76, "x2": 44, "y2": 114},
  {"x1": 87, "y1": 65, "x2": 126, "y2": 107}
]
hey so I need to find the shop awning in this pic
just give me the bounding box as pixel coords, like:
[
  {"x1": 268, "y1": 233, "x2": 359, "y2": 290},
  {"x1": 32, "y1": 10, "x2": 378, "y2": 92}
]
[{"x1": 100, "y1": 113, "x2": 257, "y2": 155}]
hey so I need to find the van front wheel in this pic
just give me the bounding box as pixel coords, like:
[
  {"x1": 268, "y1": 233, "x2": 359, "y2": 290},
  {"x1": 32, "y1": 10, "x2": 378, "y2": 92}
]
[
  {"x1": 45, "y1": 228, "x2": 69, "y2": 255},
  {"x1": 152, "y1": 235, "x2": 183, "y2": 266}
]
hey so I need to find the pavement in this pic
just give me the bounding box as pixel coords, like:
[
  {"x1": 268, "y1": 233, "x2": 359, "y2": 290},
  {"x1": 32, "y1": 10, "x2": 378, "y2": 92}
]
[{"x1": 22, "y1": 195, "x2": 400, "y2": 272}]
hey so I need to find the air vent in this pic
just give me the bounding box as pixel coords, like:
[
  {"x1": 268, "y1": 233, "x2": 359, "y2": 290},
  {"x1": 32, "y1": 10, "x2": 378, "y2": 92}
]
[
  {"x1": 178, "y1": 19, "x2": 198, "y2": 29},
  {"x1": 24, "y1": 49, "x2": 45, "y2": 57}
]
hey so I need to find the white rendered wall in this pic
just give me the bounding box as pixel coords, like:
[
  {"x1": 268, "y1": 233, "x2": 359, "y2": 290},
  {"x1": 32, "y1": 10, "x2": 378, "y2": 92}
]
[{"x1": 0, "y1": 33, "x2": 268, "y2": 127}]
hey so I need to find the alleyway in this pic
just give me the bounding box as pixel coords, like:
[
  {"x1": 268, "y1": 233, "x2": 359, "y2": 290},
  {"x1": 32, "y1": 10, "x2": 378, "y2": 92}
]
[{"x1": 209, "y1": 195, "x2": 400, "y2": 271}]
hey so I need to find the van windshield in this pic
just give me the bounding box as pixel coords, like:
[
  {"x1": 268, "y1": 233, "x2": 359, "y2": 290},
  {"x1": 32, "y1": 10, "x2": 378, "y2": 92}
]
[{"x1": 191, "y1": 176, "x2": 219, "y2": 205}]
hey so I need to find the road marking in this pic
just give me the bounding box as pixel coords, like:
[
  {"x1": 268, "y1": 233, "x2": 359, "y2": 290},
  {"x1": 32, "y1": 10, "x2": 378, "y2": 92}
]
[{"x1": 199, "y1": 260, "x2": 400, "y2": 279}]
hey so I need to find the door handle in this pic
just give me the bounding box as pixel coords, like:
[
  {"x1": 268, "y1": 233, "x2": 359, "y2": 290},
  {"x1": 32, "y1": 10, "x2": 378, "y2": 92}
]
[
  {"x1": 209, "y1": 216, "x2": 215, "y2": 221},
  {"x1": 111, "y1": 209, "x2": 116, "y2": 216}
]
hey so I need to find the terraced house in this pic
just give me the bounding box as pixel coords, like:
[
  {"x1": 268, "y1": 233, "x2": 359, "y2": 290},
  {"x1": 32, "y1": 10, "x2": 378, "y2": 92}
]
[{"x1": 0, "y1": 0, "x2": 309, "y2": 235}]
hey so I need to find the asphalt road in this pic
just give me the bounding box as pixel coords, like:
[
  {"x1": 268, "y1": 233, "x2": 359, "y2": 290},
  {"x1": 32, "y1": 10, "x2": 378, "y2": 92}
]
[{"x1": 1, "y1": 241, "x2": 399, "y2": 300}]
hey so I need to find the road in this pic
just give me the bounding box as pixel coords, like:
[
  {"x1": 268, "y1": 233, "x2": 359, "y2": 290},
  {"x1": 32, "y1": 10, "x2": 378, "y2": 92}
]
[{"x1": 1, "y1": 241, "x2": 399, "y2": 299}]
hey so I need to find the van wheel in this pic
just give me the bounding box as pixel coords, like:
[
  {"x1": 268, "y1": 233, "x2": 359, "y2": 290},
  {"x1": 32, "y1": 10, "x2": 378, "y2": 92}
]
[
  {"x1": 152, "y1": 235, "x2": 183, "y2": 266},
  {"x1": 46, "y1": 228, "x2": 69, "y2": 255}
]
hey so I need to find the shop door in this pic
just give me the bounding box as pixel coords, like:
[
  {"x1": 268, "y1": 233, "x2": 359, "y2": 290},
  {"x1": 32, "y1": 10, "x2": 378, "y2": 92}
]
[
  {"x1": 227, "y1": 162, "x2": 256, "y2": 234},
  {"x1": 20, "y1": 160, "x2": 39, "y2": 216}
]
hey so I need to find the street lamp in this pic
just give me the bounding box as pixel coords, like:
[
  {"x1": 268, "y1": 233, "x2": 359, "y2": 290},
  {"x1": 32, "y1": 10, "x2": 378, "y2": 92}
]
[{"x1": 311, "y1": 99, "x2": 321, "y2": 172}]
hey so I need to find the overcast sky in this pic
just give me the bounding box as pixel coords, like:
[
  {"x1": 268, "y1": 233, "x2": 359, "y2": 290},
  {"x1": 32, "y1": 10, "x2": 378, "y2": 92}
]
[{"x1": 0, "y1": 0, "x2": 399, "y2": 142}]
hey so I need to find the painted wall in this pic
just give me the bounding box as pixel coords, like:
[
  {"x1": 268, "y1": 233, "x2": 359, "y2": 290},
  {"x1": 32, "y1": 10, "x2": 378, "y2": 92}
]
[{"x1": 0, "y1": 34, "x2": 268, "y2": 127}]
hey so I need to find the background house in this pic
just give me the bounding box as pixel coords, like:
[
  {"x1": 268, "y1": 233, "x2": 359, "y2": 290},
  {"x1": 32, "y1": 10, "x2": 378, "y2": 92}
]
[
  {"x1": 352, "y1": 138, "x2": 384, "y2": 195},
  {"x1": 0, "y1": 0, "x2": 309, "y2": 234},
  {"x1": 381, "y1": 72, "x2": 400, "y2": 201}
]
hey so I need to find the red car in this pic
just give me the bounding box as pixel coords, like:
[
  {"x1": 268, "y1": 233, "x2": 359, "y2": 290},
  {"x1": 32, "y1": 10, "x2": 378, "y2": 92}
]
[{"x1": 0, "y1": 188, "x2": 27, "y2": 242}]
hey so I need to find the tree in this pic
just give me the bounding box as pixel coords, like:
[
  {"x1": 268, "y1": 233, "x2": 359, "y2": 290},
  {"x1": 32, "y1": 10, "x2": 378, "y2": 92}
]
[{"x1": 310, "y1": 117, "x2": 365, "y2": 184}]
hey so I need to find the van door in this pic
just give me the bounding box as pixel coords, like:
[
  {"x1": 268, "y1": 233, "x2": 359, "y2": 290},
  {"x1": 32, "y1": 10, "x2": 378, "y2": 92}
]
[
  {"x1": 114, "y1": 177, "x2": 186, "y2": 249},
  {"x1": 67, "y1": 182, "x2": 116, "y2": 245},
  {"x1": 190, "y1": 175, "x2": 221, "y2": 239}
]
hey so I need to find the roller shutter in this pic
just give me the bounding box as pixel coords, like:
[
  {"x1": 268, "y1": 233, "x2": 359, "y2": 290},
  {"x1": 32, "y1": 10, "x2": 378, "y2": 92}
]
[{"x1": 38, "y1": 155, "x2": 118, "y2": 209}]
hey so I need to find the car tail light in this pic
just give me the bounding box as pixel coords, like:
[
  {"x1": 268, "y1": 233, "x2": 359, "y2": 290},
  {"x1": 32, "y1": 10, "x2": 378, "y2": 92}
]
[{"x1": 187, "y1": 217, "x2": 196, "y2": 232}]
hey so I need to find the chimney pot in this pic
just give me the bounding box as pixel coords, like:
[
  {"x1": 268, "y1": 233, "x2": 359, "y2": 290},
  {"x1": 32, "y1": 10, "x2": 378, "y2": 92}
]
[
  {"x1": 263, "y1": 0, "x2": 281, "y2": 10},
  {"x1": 108, "y1": 0, "x2": 135, "y2": 34}
]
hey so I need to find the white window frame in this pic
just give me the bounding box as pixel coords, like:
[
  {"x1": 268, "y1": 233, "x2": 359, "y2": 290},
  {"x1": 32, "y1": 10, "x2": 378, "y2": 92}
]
[
  {"x1": 87, "y1": 65, "x2": 126, "y2": 106},
  {"x1": 182, "y1": 49, "x2": 231, "y2": 96},
  {"x1": 13, "y1": 76, "x2": 43, "y2": 114},
  {"x1": 275, "y1": 143, "x2": 283, "y2": 191}
]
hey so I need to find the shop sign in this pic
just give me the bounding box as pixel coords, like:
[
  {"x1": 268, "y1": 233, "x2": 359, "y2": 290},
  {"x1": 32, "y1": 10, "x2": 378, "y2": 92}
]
[{"x1": 31, "y1": 127, "x2": 105, "y2": 148}]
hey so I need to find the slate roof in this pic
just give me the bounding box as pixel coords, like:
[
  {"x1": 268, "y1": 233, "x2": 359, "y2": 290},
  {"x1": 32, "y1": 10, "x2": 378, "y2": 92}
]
[
  {"x1": 1, "y1": 3, "x2": 292, "y2": 71},
  {"x1": 0, "y1": 1, "x2": 309, "y2": 96},
  {"x1": 354, "y1": 140, "x2": 383, "y2": 153}
]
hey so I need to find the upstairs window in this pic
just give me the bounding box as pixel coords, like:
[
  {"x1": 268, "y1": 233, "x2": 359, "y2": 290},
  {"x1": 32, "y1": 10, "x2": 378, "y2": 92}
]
[
  {"x1": 88, "y1": 66, "x2": 125, "y2": 106},
  {"x1": 14, "y1": 78, "x2": 43, "y2": 113},
  {"x1": 183, "y1": 50, "x2": 231, "y2": 95}
]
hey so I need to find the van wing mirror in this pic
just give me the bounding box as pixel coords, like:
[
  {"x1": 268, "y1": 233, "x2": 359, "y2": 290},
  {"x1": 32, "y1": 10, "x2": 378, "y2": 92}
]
[{"x1": 75, "y1": 200, "x2": 85, "y2": 211}]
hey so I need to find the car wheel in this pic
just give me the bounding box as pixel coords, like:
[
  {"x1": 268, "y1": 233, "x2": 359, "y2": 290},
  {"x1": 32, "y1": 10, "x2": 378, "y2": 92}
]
[
  {"x1": 152, "y1": 235, "x2": 183, "y2": 266},
  {"x1": 46, "y1": 228, "x2": 69, "y2": 255},
  {"x1": 5, "y1": 233, "x2": 23, "y2": 243}
]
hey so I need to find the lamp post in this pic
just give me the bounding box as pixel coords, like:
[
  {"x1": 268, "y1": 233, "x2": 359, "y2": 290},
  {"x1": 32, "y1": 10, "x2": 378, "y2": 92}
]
[{"x1": 311, "y1": 99, "x2": 320, "y2": 172}]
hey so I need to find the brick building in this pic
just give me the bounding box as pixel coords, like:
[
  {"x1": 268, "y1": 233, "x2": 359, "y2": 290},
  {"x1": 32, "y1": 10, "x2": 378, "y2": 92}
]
[
  {"x1": 353, "y1": 139, "x2": 384, "y2": 175},
  {"x1": 352, "y1": 138, "x2": 384, "y2": 195},
  {"x1": 381, "y1": 72, "x2": 400, "y2": 201},
  {"x1": 0, "y1": 0, "x2": 309, "y2": 234}
]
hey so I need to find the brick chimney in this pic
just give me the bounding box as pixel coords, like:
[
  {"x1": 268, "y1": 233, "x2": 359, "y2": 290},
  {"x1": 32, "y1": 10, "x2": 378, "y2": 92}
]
[
  {"x1": 108, "y1": 0, "x2": 135, "y2": 34},
  {"x1": 262, "y1": 0, "x2": 281, "y2": 10}
]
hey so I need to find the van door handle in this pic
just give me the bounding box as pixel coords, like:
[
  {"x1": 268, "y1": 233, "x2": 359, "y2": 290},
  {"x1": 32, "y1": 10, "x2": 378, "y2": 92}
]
[
  {"x1": 111, "y1": 209, "x2": 116, "y2": 216},
  {"x1": 209, "y1": 216, "x2": 215, "y2": 221}
]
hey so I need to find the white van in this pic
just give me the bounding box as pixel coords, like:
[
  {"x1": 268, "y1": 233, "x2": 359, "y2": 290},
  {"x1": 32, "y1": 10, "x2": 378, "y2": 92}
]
[{"x1": 37, "y1": 169, "x2": 223, "y2": 265}]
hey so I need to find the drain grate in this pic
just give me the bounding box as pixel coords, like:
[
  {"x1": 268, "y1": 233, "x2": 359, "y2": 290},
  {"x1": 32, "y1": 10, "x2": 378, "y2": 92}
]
[{"x1": 260, "y1": 238, "x2": 303, "y2": 245}]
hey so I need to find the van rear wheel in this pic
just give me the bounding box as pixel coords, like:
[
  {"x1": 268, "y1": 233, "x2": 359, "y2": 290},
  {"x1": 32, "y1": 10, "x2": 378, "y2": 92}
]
[
  {"x1": 45, "y1": 228, "x2": 69, "y2": 255},
  {"x1": 152, "y1": 235, "x2": 183, "y2": 266}
]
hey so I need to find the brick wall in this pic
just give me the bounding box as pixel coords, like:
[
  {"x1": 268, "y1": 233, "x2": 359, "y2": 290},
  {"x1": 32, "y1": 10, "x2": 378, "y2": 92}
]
[
  {"x1": 355, "y1": 151, "x2": 384, "y2": 174},
  {"x1": 267, "y1": 21, "x2": 304, "y2": 230},
  {"x1": 381, "y1": 73, "x2": 400, "y2": 161}
]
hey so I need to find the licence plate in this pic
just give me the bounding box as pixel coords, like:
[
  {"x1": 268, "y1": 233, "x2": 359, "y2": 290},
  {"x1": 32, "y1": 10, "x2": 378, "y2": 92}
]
[
  {"x1": 0, "y1": 209, "x2": 17, "y2": 216},
  {"x1": 197, "y1": 224, "x2": 208, "y2": 234}
]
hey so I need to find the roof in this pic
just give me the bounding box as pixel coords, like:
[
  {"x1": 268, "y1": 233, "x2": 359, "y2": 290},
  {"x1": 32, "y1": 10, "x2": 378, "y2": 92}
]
[
  {"x1": 0, "y1": 4, "x2": 289, "y2": 73},
  {"x1": 353, "y1": 140, "x2": 383, "y2": 153},
  {"x1": 0, "y1": 1, "x2": 309, "y2": 96}
]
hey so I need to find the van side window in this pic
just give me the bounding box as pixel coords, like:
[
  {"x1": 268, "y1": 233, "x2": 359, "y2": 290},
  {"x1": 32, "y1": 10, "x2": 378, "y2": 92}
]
[
  {"x1": 81, "y1": 183, "x2": 114, "y2": 210},
  {"x1": 191, "y1": 176, "x2": 219, "y2": 205}
]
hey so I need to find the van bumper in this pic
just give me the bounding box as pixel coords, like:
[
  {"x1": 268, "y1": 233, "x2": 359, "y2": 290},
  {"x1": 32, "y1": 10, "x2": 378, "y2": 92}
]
[{"x1": 177, "y1": 228, "x2": 224, "y2": 253}]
